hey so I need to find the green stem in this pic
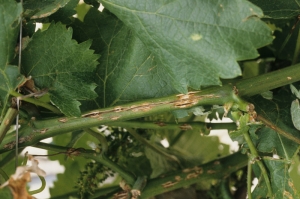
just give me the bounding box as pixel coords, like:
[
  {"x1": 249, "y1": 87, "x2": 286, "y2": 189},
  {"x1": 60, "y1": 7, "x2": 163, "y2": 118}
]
[
  {"x1": 243, "y1": 129, "x2": 273, "y2": 197},
  {"x1": 247, "y1": 160, "x2": 253, "y2": 199},
  {"x1": 131, "y1": 176, "x2": 147, "y2": 198},
  {"x1": 2, "y1": 63, "x2": 300, "y2": 153},
  {"x1": 257, "y1": 114, "x2": 300, "y2": 145},
  {"x1": 33, "y1": 142, "x2": 136, "y2": 185},
  {"x1": 235, "y1": 63, "x2": 300, "y2": 97},
  {"x1": 84, "y1": 128, "x2": 108, "y2": 154},
  {"x1": 49, "y1": 186, "x2": 119, "y2": 199},
  {"x1": 28, "y1": 175, "x2": 46, "y2": 195},
  {"x1": 0, "y1": 167, "x2": 9, "y2": 181},
  {"x1": 0, "y1": 86, "x2": 237, "y2": 152},
  {"x1": 9, "y1": 91, "x2": 61, "y2": 114},
  {"x1": 0, "y1": 108, "x2": 18, "y2": 145},
  {"x1": 127, "y1": 128, "x2": 182, "y2": 167},
  {"x1": 219, "y1": 179, "x2": 234, "y2": 199},
  {"x1": 140, "y1": 152, "x2": 248, "y2": 198},
  {"x1": 292, "y1": 27, "x2": 300, "y2": 65}
]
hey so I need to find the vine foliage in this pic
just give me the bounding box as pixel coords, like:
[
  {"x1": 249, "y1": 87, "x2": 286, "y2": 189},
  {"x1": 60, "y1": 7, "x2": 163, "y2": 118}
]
[{"x1": 1, "y1": 0, "x2": 300, "y2": 198}]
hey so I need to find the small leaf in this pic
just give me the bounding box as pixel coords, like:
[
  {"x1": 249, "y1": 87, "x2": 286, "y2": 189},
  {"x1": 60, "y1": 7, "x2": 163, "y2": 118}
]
[
  {"x1": 229, "y1": 114, "x2": 249, "y2": 144},
  {"x1": 250, "y1": 91, "x2": 300, "y2": 160},
  {"x1": 291, "y1": 99, "x2": 300, "y2": 130},
  {"x1": 22, "y1": 22, "x2": 99, "y2": 117},
  {"x1": 252, "y1": 157, "x2": 300, "y2": 199},
  {"x1": 0, "y1": 0, "x2": 22, "y2": 67},
  {"x1": 261, "y1": 90, "x2": 273, "y2": 100},
  {"x1": 0, "y1": 0, "x2": 25, "y2": 119},
  {"x1": 249, "y1": 0, "x2": 300, "y2": 19},
  {"x1": 101, "y1": 0, "x2": 273, "y2": 93},
  {"x1": 290, "y1": 84, "x2": 300, "y2": 99},
  {"x1": 49, "y1": 0, "x2": 80, "y2": 24},
  {"x1": 23, "y1": 0, "x2": 70, "y2": 19}
]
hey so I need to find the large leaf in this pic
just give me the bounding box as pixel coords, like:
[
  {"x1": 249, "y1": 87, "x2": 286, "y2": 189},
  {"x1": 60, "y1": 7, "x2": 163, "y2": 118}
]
[
  {"x1": 252, "y1": 158, "x2": 300, "y2": 199},
  {"x1": 23, "y1": 0, "x2": 70, "y2": 19},
  {"x1": 100, "y1": 0, "x2": 273, "y2": 93},
  {"x1": 250, "y1": 0, "x2": 300, "y2": 19},
  {"x1": 249, "y1": 90, "x2": 300, "y2": 160},
  {"x1": 0, "y1": 0, "x2": 25, "y2": 120},
  {"x1": 22, "y1": 22, "x2": 99, "y2": 117},
  {"x1": 71, "y1": 8, "x2": 177, "y2": 108}
]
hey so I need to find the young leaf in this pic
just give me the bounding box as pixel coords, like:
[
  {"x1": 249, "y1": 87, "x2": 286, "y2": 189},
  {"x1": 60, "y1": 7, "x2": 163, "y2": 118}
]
[
  {"x1": 250, "y1": 0, "x2": 300, "y2": 19},
  {"x1": 250, "y1": 92, "x2": 300, "y2": 160},
  {"x1": 0, "y1": 0, "x2": 25, "y2": 119},
  {"x1": 71, "y1": 8, "x2": 177, "y2": 108},
  {"x1": 101, "y1": 0, "x2": 273, "y2": 93},
  {"x1": 291, "y1": 99, "x2": 300, "y2": 130},
  {"x1": 22, "y1": 22, "x2": 99, "y2": 117},
  {"x1": 252, "y1": 157, "x2": 300, "y2": 199},
  {"x1": 48, "y1": 0, "x2": 80, "y2": 24},
  {"x1": 23, "y1": 0, "x2": 70, "y2": 19},
  {"x1": 290, "y1": 84, "x2": 300, "y2": 99}
]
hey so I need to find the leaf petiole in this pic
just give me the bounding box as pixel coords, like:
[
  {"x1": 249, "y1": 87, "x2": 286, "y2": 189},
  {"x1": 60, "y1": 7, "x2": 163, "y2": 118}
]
[{"x1": 9, "y1": 90, "x2": 61, "y2": 114}]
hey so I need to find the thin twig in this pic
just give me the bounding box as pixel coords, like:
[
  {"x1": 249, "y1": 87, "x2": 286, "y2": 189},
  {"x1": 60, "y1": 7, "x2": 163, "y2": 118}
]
[
  {"x1": 257, "y1": 114, "x2": 300, "y2": 145},
  {"x1": 16, "y1": 0, "x2": 23, "y2": 167}
]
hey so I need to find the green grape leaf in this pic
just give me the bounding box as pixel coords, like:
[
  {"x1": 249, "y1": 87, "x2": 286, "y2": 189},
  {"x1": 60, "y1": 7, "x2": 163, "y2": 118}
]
[
  {"x1": 290, "y1": 84, "x2": 300, "y2": 99},
  {"x1": 100, "y1": 0, "x2": 273, "y2": 93},
  {"x1": 71, "y1": 8, "x2": 177, "y2": 108},
  {"x1": 291, "y1": 99, "x2": 300, "y2": 130},
  {"x1": 229, "y1": 114, "x2": 249, "y2": 144},
  {"x1": 49, "y1": 132, "x2": 92, "y2": 197},
  {"x1": 207, "y1": 105, "x2": 225, "y2": 121},
  {"x1": 252, "y1": 157, "x2": 300, "y2": 199},
  {"x1": 0, "y1": 0, "x2": 22, "y2": 67},
  {"x1": 48, "y1": 0, "x2": 80, "y2": 24},
  {"x1": 250, "y1": 0, "x2": 300, "y2": 19},
  {"x1": 145, "y1": 147, "x2": 175, "y2": 178},
  {"x1": 23, "y1": 0, "x2": 70, "y2": 19},
  {"x1": 22, "y1": 22, "x2": 99, "y2": 117},
  {"x1": 250, "y1": 90, "x2": 300, "y2": 159},
  {"x1": 0, "y1": 0, "x2": 25, "y2": 120},
  {"x1": 271, "y1": 18, "x2": 300, "y2": 60},
  {"x1": 166, "y1": 131, "x2": 230, "y2": 167}
]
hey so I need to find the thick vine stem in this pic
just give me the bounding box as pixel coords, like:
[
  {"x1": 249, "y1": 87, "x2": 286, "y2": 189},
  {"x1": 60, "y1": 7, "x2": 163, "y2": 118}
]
[
  {"x1": 139, "y1": 152, "x2": 248, "y2": 198},
  {"x1": 2, "y1": 63, "x2": 300, "y2": 152},
  {"x1": 235, "y1": 63, "x2": 300, "y2": 97},
  {"x1": 110, "y1": 121, "x2": 236, "y2": 132},
  {"x1": 0, "y1": 85, "x2": 239, "y2": 152}
]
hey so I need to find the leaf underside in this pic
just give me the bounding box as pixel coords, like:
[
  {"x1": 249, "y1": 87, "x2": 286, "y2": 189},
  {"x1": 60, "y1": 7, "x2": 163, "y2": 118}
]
[{"x1": 23, "y1": 0, "x2": 70, "y2": 19}]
